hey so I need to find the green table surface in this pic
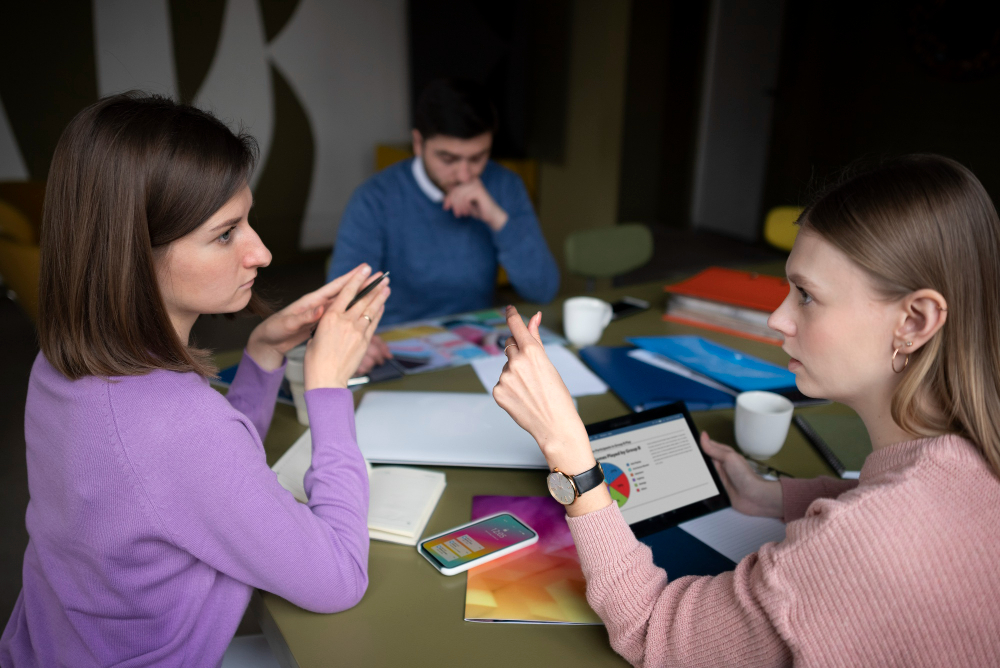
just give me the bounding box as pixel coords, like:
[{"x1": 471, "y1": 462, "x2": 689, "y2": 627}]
[{"x1": 226, "y1": 277, "x2": 857, "y2": 668}]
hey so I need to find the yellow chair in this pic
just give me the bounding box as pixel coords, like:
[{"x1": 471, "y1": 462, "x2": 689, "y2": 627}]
[
  {"x1": 0, "y1": 196, "x2": 41, "y2": 321},
  {"x1": 373, "y1": 144, "x2": 540, "y2": 288},
  {"x1": 763, "y1": 206, "x2": 804, "y2": 251}
]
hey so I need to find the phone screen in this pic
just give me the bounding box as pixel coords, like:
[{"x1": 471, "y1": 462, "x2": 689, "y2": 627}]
[
  {"x1": 611, "y1": 298, "x2": 649, "y2": 320},
  {"x1": 421, "y1": 514, "x2": 535, "y2": 568}
]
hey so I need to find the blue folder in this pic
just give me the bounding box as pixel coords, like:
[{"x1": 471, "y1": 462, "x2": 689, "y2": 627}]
[
  {"x1": 626, "y1": 335, "x2": 797, "y2": 392},
  {"x1": 578, "y1": 345, "x2": 735, "y2": 412}
]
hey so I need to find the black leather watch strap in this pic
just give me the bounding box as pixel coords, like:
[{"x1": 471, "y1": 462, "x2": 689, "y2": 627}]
[{"x1": 571, "y1": 462, "x2": 606, "y2": 496}]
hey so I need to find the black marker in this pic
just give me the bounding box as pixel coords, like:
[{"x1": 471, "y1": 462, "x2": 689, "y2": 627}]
[{"x1": 346, "y1": 271, "x2": 389, "y2": 311}]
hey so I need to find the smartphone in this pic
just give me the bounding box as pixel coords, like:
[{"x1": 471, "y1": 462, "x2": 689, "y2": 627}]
[
  {"x1": 346, "y1": 271, "x2": 390, "y2": 311},
  {"x1": 611, "y1": 296, "x2": 650, "y2": 320},
  {"x1": 417, "y1": 513, "x2": 538, "y2": 576}
]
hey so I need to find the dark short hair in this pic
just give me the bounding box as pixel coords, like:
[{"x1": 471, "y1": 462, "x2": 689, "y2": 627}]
[
  {"x1": 413, "y1": 78, "x2": 498, "y2": 140},
  {"x1": 38, "y1": 92, "x2": 268, "y2": 379}
]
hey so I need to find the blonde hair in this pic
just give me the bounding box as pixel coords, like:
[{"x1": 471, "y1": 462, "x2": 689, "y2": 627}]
[{"x1": 802, "y1": 154, "x2": 1000, "y2": 477}]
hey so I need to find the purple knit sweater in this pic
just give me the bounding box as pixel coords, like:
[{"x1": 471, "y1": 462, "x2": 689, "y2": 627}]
[{"x1": 1, "y1": 351, "x2": 370, "y2": 667}]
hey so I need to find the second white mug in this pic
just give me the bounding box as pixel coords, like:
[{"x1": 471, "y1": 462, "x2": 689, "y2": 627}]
[
  {"x1": 734, "y1": 391, "x2": 794, "y2": 460},
  {"x1": 563, "y1": 296, "x2": 613, "y2": 347}
]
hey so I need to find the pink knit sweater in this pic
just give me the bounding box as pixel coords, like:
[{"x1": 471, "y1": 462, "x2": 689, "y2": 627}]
[{"x1": 567, "y1": 434, "x2": 1000, "y2": 667}]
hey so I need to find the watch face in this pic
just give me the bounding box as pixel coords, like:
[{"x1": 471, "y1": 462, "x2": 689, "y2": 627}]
[{"x1": 547, "y1": 472, "x2": 577, "y2": 505}]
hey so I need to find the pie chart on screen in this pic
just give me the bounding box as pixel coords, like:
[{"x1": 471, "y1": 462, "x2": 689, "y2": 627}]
[{"x1": 601, "y1": 463, "x2": 630, "y2": 508}]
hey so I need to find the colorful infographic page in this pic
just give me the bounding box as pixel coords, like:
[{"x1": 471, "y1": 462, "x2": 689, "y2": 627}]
[
  {"x1": 423, "y1": 514, "x2": 535, "y2": 568},
  {"x1": 590, "y1": 414, "x2": 720, "y2": 525}
]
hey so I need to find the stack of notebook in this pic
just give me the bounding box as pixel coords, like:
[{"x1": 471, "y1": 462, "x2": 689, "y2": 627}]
[
  {"x1": 271, "y1": 430, "x2": 446, "y2": 545},
  {"x1": 663, "y1": 267, "x2": 788, "y2": 344}
]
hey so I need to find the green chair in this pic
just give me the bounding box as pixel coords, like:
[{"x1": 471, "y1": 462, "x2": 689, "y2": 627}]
[{"x1": 564, "y1": 223, "x2": 653, "y2": 292}]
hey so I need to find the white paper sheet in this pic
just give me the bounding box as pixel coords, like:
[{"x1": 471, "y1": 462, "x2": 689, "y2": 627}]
[
  {"x1": 355, "y1": 391, "x2": 550, "y2": 468},
  {"x1": 678, "y1": 507, "x2": 786, "y2": 563},
  {"x1": 627, "y1": 348, "x2": 737, "y2": 395},
  {"x1": 471, "y1": 344, "x2": 609, "y2": 397}
]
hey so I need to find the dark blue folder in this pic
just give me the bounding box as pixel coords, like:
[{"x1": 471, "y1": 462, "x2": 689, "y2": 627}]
[
  {"x1": 642, "y1": 526, "x2": 736, "y2": 576},
  {"x1": 578, "y1": 345, "x2": 735, "y2": 412}
]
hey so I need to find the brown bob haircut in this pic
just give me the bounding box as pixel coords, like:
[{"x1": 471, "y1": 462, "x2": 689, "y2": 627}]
[
  {"x1": 38, "y1": 92, "x2": 268, "y2": 380},
  {"x1": 801, "y1": 154, "x2": 1000, "y2": 478}
]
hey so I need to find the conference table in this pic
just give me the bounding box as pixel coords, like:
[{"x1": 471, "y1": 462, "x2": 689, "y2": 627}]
[{"x1": 222, "y1": 277, "x2": 853, "y2": 668}]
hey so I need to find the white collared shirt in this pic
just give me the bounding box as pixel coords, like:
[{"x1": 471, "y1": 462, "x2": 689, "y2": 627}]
[{"x1": 411, "y1": 157, "x2": 444, "y2": 203}]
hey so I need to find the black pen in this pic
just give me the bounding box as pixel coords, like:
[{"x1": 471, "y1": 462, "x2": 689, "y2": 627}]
[{"x1": 346, "y1": 271, "x2": 389, "y2": 311}]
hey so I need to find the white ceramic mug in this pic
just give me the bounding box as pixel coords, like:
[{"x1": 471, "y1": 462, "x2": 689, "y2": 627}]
[
  {"x1": 284, "y1": 344, "x2": 309, "y2": 426},
  {"x1": 563, "y1": 297, "x2": 613, "y2": 347},
  {"x1": 734, "y1": 391, "x2": 794, "y2": 460}
]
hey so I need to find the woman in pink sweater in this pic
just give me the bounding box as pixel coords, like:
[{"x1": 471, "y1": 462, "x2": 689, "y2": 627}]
[{"x1": 494, "y1": 154, "x2": 1000, "y2": 667}]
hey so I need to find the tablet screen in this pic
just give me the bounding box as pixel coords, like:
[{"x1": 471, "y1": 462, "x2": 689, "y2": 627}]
[{"x1": 587, "y1": 403, "x2": 728, "y2": 534}]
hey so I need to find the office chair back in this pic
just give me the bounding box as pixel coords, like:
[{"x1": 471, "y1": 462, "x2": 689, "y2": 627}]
[
  {"x1": 763, "y1": 206, "x2": 804, "y2": 251},
  {"x1": 0, "y1": 198, "x2": 41, "y2": 321},
  {"x1": 564, "y1": 223, "x2": 653, "y2": 291}
]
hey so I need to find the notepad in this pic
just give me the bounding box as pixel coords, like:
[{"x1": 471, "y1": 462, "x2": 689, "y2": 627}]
[
  {"x1": 368, "y1": 467, "x2": 447, "y2": 545},
  {"x1": 271, "y1": 430, "x2": 446, "y2": 545}
]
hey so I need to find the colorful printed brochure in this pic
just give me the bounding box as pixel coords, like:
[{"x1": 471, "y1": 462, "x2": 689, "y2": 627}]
[
  {"x1": 464, "y1": 495, "x2": 787, "y2": 624},
  {"x1": 464, "y1": 495, "x2": 601, "y2": 625},
  {"x1": 379, "y1": 308, "x2": 566, "y2": 374}
]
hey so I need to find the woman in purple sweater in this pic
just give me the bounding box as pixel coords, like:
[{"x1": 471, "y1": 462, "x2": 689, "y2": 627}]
[{"x1": 0, "y1": 94, "x2": 390, "y2": 667}]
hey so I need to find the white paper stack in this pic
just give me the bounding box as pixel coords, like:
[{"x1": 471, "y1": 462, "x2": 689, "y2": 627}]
[{"x1": 354, "y1": 391, "x2": 550, "y2": 468}]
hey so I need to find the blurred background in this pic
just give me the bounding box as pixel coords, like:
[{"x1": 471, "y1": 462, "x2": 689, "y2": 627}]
[{"x1": 3, "y1": 0, "x2": 1000, "y2": 626}]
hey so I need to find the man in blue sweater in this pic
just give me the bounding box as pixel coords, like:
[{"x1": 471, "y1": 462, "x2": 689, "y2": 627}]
[{"x1": 328, "y1": 79, "x2": 560, "y2": 340}]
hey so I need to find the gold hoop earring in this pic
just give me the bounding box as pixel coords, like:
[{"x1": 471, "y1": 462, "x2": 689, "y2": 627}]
[{"x1": 892, "y1": 347, "x2": 909, "y2": 373}]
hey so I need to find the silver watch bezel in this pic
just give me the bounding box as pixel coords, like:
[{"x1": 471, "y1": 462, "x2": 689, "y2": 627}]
[{"x1": 546, "y1": 470, "x2": 578, "y2": 505}]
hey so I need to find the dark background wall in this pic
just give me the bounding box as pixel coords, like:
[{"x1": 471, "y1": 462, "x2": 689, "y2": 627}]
[
  {"x1": 616, "y1": 0, "x2": 710, "y2": 228},
  {"x1": 613, "y1": 0, "x2": 1000, "y2": 238},
  {"x1": 763, "y1": 0, "x2": 1000, "y2": 214},
  {"x1": 408, "y1": 0, "x2": 572, "y2": 161}
]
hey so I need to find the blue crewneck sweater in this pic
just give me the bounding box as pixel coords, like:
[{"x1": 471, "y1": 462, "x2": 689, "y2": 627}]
[{"x1": 329, "y1": 159, "x2": 559, "y2": 325}]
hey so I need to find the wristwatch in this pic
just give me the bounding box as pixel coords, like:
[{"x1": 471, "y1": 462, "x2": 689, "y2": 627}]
[{"x1": 547, "y1": 462, "x2": 605, "y2": 505}]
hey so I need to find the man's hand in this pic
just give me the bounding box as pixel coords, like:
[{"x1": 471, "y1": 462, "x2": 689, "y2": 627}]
[
  {"x1": 356, "y1": 335, "x2": 392, "y2": 375},
  {"x1": 443, "y1": 179, "x2": 508, "y2": 231}
]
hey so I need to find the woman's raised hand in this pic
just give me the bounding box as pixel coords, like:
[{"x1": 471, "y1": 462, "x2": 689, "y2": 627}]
[
  {"x1": 304, "y1": 265, "x2": 390, "y2": 390},
  {"x1": 246, "y1": 264, "x2": 377, "y2": 372},
  {"x1": 494, "y1": 306, "x2": 612, "y2": 517},
  {"x1": 493, "y1": 306, "x2": 595, "y2": 475},
  {"x1": 699, "y1": 433, "x2": 784, "y2": 518}
]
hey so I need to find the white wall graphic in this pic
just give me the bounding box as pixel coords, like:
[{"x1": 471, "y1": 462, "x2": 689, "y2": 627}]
[
  {"x1": 270, "y1": 0, "x2": 410, "y2": 249},
  {"x1": 87, "y1": 0, "x2": 409, "y2": 250},
  {"x1": 193, "y1": 0, "x2": 274, "y2": 189},
  {"x1": 93, "y1": 0, "x2": 178, "y2": 98},
  {"x1": 0, "y1": 96, "x2": 28, "y2": 180}
]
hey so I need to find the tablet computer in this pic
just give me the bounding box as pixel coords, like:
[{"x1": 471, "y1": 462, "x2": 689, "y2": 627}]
[{"x1": 585, "y1": 402, "x2": 730, "y2": 538}]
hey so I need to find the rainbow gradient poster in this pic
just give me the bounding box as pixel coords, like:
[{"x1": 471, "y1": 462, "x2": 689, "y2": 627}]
[{"x1": 464, "y1": 496, "x2": 602, "y2": 625}]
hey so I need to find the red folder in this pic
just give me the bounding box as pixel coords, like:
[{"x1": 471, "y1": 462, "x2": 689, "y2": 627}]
[
  {"x1": 664, "y1": 267, "x2": 788, "y2": 312},
  {"x1": 662, "y1": 268, "x2": 789, "y2": 346}
]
